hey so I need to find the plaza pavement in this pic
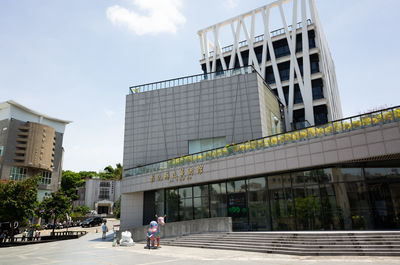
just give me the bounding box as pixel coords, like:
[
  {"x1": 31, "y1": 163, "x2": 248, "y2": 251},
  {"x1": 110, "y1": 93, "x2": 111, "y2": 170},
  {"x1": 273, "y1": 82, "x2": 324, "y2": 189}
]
[{"x1": 2, "y1": 230, "x2": 400, "y2": 265}]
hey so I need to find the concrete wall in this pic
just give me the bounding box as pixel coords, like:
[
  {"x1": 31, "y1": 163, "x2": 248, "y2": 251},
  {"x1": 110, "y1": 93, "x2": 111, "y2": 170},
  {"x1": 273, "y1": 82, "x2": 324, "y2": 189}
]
[
  {"x1": 123, "y1": 72, "x2": 280, "y2": 170},
  {"x1": 81, "y1": 179, "x2": 121, "y2": 210},
  {"x1": 120, "y1": 217, "x2": 232, "y2": 241},
  {"x1": 120, "y1": 192, "x2": 143, "y2": 230},
  {"x1": 121, "y1": 121, "x2": 400, "y2": 194}
]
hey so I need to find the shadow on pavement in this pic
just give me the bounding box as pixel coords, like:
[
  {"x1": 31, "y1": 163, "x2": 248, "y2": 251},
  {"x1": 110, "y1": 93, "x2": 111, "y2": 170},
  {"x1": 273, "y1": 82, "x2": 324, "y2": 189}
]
[{"x1": 89, "y1": 233, "x2": 114, "y2": 242}]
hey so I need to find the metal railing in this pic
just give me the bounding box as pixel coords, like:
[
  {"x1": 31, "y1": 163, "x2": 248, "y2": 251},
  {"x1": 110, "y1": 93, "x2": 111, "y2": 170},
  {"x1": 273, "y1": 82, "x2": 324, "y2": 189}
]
[
  {"x1": 124, "y1": 106, "x2": 400, "y2": 178},
  {"x1": 0, "y1": 231, "x2": 87, "y2": 245},
  {"x1": 129, "y1": 66, "x2": 254, "y2": 94},
  {"x1": 207, "y1": 19, "x2": 312, "y2": 58}
]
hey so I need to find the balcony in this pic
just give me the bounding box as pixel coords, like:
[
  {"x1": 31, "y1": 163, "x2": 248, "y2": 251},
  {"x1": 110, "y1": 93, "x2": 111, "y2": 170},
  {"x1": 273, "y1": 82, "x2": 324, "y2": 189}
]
[
  {"x1": 15, "y1": 149, "x2": 25, "y2": 155},
  {"x1": 16, "y1": 137, "x2": 28, "y2": 142},
  {"x1": 17, "y1": 131, "x2": 29, "y2": 137}
]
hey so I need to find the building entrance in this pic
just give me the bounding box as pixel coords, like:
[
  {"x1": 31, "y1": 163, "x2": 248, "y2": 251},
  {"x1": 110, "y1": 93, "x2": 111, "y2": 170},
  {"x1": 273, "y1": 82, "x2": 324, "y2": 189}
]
[
  {"x1": 367, "y1": 182, "x2": 400, "y2": 229},
  {"x1": 98, "y1": 206, "x2": 109, "y2": 214},
  {"x1": 227, "y1": 180, "x2": 248, "y2": 231}
]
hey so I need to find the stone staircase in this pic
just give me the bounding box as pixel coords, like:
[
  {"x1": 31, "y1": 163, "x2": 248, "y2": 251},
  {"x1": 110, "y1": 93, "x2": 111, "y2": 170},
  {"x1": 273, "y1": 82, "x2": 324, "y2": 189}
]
[{"x1": 155, "y1": 231, "x2": 400, "y2": 256}]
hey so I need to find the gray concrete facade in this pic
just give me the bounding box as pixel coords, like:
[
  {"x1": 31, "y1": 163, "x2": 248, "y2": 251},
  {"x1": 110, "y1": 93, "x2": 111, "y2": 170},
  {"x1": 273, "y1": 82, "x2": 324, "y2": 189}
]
[
  {"x1": 120, "y1": 217, "x2": 232, "y2": 241},
  {"x1": 123, "y1": 72, "x2": 281, "y2": 171},
  {"x1": 121, "y1": 121, "x2": 400, "y2": 229}
]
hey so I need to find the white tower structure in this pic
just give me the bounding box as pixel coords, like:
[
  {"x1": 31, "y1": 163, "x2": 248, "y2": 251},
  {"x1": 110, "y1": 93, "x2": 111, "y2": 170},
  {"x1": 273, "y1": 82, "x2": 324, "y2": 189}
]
[{"x1": 198, "y1": 0, "x2": 342, "y2": 130}]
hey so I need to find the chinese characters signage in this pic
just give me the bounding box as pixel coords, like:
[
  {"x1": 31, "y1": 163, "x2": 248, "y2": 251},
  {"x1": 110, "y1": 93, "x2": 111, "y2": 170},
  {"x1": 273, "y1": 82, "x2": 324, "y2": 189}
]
[{"x1": 150, "y1": 165, "x2": 204, "y2": 183}]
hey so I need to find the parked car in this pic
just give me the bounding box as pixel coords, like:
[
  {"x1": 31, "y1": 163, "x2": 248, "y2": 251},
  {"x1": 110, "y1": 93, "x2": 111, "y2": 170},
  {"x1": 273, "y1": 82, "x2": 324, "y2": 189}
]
[
  {"x1": 81, "y1": 217, "x2": 103, "y2": 228},
  {"x1": 44, "y1": 223, "x2": 54, "y2": 230}
]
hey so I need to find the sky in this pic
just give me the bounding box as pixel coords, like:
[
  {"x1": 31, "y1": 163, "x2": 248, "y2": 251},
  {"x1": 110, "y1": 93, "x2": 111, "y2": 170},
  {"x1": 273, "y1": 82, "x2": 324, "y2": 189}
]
[{"x1": 1, "y1": 0, "x2": 399, "y2": 172}]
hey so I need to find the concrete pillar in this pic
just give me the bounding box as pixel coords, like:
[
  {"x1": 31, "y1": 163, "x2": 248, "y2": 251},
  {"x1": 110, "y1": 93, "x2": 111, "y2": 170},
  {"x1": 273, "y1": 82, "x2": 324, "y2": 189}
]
[{"x1": 120, "y1": 191, "x2": 144, "y2": 230}]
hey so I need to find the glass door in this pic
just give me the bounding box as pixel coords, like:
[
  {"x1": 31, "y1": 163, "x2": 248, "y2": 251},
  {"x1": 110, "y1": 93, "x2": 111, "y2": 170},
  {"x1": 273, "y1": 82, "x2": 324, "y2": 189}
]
[{"x1": 227, "y1": 180, "x2": 249, "y2": 231}]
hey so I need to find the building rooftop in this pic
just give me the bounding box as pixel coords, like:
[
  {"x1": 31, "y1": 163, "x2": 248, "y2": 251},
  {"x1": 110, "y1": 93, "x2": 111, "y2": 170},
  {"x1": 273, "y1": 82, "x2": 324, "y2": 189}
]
[
  {"x1": 0, "y1": 100, "x2": 71, "y2": 133},
  {"x1": 129, "y1": 65, "x2": 255, "y2": 94}
]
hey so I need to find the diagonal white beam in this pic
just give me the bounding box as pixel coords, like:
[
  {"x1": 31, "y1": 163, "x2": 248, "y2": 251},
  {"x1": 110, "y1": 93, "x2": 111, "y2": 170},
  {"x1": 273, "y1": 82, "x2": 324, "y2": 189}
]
[
  {"x1": 262, "y1": 7, "x2": 286, "y2": 106},
  {"x1": 240, "y1": 14, "x2": 261, "y2": 75}
]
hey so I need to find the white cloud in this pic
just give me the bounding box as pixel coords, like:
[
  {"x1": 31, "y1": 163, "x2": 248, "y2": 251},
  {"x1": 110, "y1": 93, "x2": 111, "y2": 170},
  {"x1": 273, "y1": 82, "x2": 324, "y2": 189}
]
[
  {"x1": 106, "y1": 0, "x2": 186, "y2": 35},
  {"x1": 104, "y1": 109, "x2": 115, "y2": 118},
  {"x1": 222, "y1": 0, "x2": 238, "y2": 9}
]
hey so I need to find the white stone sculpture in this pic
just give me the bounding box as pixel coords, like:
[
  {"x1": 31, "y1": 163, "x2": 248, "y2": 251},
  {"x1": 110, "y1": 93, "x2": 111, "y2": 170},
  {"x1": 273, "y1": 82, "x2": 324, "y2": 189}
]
[{"x1": 119, "y1": 231, "x2": 135, "y2": 247}]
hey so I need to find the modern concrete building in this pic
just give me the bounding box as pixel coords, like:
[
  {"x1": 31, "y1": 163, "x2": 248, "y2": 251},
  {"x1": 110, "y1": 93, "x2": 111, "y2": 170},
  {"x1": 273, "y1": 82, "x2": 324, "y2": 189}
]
[
  {"x1": 0, "y1": 100, "x2": 70, "y2": 201},
  {"x1": 122, "y1": 95, "x2": 400, "y2": 231},
  {"x1": 120, "y1": 0, "x2": 400, "y2": 233},
  {"x1": 124, "y1": 67, "x2": 283, "y2": 170},
  {"x1": 198, "y1": 0, "x2": 342, "y2": 130},
  {"x1": 74, "y1": 178, "x2": 121, "y2": 215}
]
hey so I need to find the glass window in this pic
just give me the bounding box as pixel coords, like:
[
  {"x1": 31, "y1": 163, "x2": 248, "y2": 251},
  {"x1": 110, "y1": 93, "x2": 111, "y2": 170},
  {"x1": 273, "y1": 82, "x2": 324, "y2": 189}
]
[
  {"x1": 179, "y1": 198, "x2": 193, "y2": 221},
  {"x1": 155, "y1": 189, "x2": 165, "y2": 216},
  {"x1": 99, "y1": 182, "x2": 110, "y2": 200},
  {"x1": 268, "y1": 174, "x2": 296, "y2": 230},
  {"x1": 337, "y1": 182, "x2": 373, "y2": 230},
  {"x1": 39, "y1": 171, "x2": 52, "y2": 185},
  {"x1": 0, "y1": 146, "x2": 4, "y2": 156},
  {"x1": 294, "y1": 86, "x2": 303, "y2": 104},
  {"x1": 331, "y1": 168, "x2": 364, "y2": 182},
  {"x1": 193, "y1": 185, "x2": 209, "y2": 198},
  {"x1": 179, "y1": 187, "x2": 192, "y2": 199},
  {"x1": 271, "y1": 112, "x2": 281, "y2": 135},
  {"x1": 178, "y1": 187, "x2": 193, "y2": 221},
  {"x1": 194, "y1": 196, "x2": 209, "y2": 219},
  {"x1": 166, "y1": 189, "x2": 179, "y2": 222},
  {"x1": 312, "y1": 86, "x2": 323, "y2": 100},
  {"x1": 227, "y1": 179, "x2": 248, "y2": 231},
  {"x1": 10, "y1": 167, "x2": 27, "y2": 181},
  {"x1": 292, "y1": 171, "x2": 322, "y2": 230},
  {"x1": 189, "y1": 137, "x2": 226, "y2": 154},
  {"x1": 210, "y1": 183, "x2": 227, "y2": 218},
  {"x1": 248, "y1": 177, "x2": 270, "y2": 231},
  {"x1": 364, "y1": 168, "x2": 400, "y2": 181},
  {"x1": 227, "y1": 180, "x2": 246, "y2": 193}
]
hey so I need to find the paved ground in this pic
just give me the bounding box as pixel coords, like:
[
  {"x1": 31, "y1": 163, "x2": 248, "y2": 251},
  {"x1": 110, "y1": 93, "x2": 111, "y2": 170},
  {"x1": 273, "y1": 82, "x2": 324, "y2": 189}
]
[
  {"x1": 2, "y1": 230, "x2": 400, "y2": 265},
  {"x1": 16, "y1": 218, "x2": 121, "y2": 237}
]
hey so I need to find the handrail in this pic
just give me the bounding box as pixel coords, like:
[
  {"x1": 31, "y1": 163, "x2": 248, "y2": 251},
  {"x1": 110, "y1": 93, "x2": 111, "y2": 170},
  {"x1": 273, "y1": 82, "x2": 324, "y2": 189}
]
[
  {"x1": 129, "y1": 66, "x2": 254, "y2": 94},
  {"x1": 123, "y1": 105, "x2": 400, "y2": 178}
]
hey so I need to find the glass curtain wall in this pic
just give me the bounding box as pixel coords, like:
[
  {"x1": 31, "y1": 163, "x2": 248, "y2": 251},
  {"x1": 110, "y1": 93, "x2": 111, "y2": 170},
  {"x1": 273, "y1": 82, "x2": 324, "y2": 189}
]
[
  {"x1": 158, "y1": 167, "x2": 400, "y2": 230},
  {"x1": 227, "y1": 179, "x2": 248, "y2": 230},
  {"x1": 268, "y1": 174, "x2": 295, "y2": 230},
  {"x1": 210, "y1": 183, "x2": 227, "y2": 218},
  {"x1": 248, "y1": 177, "x2": 270, "y2": 230},
  {"x1": 155, "y1": 189, "x2": 165, "y2": 217},
  {"x1": 194, "y1": 185, "x2": 210, "y2": 219},
  {"x1": 179, "y1": 187, "x2": 193, "y2": 221}
]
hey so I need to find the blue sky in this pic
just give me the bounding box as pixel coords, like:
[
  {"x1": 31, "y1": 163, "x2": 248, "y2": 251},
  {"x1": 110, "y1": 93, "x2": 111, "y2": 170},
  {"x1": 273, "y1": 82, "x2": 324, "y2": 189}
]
[{"x1": 1, "y1": 0, "x2": 399, "y2": 172}]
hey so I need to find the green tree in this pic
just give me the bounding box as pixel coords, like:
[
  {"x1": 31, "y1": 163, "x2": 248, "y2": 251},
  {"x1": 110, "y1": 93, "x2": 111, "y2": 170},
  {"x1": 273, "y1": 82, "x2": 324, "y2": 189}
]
[
  {"x1": 102, "y1": 163, "x2": 123, "y2": 180},
  {"x1": 38, "y1": 191, "x2": 72, "y2": 234},
  {"x1": 0, "y1": 177, "x2": 39, "y2": 226},
  {"x1": 78, "y1": 171, "x2": 98, "y2": 179},
  {"x1": 114, "y1": 196, "x2": 121, "y2": 219},
  {"x1": 73, "y1": 205, "x2": 90, "y2": 215},
  {"x1": 61, "y1": 170, "x2": 85, "y2": 200}
]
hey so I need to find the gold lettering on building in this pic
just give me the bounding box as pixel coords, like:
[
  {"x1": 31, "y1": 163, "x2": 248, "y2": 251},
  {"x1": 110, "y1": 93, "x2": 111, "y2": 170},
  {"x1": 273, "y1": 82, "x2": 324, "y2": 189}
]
[
  {"x1": 149, "y1": 165, "x2": 204, "y2": 183},
  {"x1": 171, "y1": 171, "x2": 177, "y2": 182},
  {"x1": 197, "y1": 165, "x2": 204, "y2": 175}
]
